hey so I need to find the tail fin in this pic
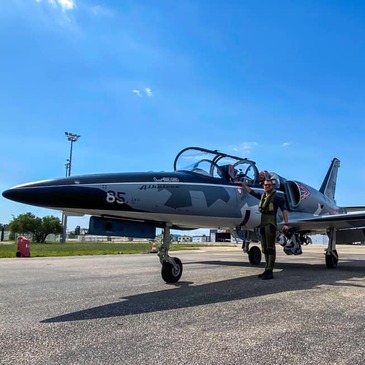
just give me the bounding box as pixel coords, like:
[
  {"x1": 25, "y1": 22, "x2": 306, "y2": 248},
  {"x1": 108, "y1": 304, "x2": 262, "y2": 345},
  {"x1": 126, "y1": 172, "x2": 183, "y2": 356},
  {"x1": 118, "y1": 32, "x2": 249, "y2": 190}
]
[{"x1": 319, "y1": 158, "x2": 340, "y2": 201}]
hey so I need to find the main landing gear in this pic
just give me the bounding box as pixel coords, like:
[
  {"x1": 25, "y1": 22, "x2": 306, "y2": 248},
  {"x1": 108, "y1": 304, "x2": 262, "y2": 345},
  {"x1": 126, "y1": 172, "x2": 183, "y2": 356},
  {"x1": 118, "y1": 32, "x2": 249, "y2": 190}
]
[
  {"x1": 325, "y1": 226, "x2": 338, "y2": 269},
  {"x1": 157, "y1": 226, "x2": 183, "y2": 283},
  {"x1": 243, "y1": 227, "x2": 339, "y2": 269}
]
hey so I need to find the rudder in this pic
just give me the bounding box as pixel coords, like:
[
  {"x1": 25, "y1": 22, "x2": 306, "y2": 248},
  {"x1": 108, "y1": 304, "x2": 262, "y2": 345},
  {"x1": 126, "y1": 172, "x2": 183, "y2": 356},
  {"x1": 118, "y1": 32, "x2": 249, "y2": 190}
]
[{"x1": 319, "y1": 158, "x2": 340, "y2": 201}]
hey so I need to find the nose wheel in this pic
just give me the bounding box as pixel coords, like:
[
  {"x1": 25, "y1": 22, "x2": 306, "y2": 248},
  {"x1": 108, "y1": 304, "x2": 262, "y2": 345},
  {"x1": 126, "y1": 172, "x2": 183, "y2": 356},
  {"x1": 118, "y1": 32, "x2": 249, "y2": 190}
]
[
  {"x1": 161, "y1": 257, "x2": 183, "y2": 283},
  {"x1": 248, "y1": 246, "x2": 262, "y2": 265},
  {"x1": 158, "y1": 226, "x2": 183, "y2": 283}
]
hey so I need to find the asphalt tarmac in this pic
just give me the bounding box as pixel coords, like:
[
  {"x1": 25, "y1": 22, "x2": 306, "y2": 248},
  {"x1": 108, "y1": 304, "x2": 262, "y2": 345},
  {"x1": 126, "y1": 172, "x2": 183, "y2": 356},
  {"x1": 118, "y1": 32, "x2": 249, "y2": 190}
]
[{"x1": 1, "y1": 244, "x2": 365, "y2": 365}]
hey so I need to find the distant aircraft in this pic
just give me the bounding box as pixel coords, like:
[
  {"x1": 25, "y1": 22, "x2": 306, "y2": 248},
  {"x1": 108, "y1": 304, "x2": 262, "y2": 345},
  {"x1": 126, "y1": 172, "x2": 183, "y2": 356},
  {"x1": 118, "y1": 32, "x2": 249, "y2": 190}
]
[{"x1": 3, "y1": 146, "x2": 365, "y2": 283}]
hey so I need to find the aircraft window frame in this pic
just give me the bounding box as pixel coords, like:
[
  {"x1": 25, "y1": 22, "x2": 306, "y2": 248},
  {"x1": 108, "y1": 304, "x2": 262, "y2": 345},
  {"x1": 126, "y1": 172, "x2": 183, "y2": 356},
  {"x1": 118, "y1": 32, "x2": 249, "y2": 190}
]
[
  {"x1": 185, "y1": 159, "x2": 222, "y2": 178},
  {"x1": 173, "y1": 147, "x2": 259, "y2": 184},
  {"x1": 174, "y1": 147, "x2": 245, "y2": 171},
  {"x1": 232, "y1": 160, "x2": 259, "y2": 185}
]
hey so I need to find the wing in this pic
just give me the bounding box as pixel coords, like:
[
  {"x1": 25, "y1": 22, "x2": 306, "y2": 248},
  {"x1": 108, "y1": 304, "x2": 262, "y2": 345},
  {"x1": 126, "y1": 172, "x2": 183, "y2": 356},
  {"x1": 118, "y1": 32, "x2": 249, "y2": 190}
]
[{"x1": 286, "y1": 212, "x2": 365, "y2": 243}]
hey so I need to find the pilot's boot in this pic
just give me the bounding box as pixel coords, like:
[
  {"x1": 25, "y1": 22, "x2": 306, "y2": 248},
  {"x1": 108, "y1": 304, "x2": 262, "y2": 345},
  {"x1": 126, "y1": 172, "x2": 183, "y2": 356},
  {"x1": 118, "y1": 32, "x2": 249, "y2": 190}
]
[
  {"x1": 261, "y1": 269, "x2": 274, "y2": 280},
  {"x1": 258, "y1": 270, "x2": 267, "y2": 278},
  {"x1": 258, "y1": 253, "x2": 269, "y2": 278},
  {"x1": 261, "y1": 248, "x2": 275, "y2": 279}
]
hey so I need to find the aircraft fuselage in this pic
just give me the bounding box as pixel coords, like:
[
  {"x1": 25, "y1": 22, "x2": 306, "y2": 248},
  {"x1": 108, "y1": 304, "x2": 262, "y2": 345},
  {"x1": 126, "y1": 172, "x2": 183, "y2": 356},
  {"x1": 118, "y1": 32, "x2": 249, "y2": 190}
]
[{"x1": 3, "y1": 171, "x2": 263, "y2": 230}]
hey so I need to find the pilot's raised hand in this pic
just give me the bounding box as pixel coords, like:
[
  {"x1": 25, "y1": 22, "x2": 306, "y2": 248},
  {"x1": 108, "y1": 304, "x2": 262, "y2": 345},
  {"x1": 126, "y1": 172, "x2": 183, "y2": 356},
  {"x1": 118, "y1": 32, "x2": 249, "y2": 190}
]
[{"x1": 235, "y1": 181, "x2": 251, "y2": 193}]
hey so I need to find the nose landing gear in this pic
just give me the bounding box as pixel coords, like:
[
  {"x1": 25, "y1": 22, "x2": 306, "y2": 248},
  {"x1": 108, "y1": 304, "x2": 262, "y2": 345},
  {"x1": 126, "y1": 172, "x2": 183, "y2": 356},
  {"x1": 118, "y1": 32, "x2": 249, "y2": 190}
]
[{"x1": 158, "y1": 226, "x2": 183, "y2": 283}]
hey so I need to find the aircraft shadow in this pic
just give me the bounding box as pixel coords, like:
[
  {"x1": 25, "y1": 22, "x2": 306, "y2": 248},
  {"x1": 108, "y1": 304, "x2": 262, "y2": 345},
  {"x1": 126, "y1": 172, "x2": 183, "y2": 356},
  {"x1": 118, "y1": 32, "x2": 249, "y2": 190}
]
[{"x1": 42, "y1": 259, "x2": 365, "y2": 323}]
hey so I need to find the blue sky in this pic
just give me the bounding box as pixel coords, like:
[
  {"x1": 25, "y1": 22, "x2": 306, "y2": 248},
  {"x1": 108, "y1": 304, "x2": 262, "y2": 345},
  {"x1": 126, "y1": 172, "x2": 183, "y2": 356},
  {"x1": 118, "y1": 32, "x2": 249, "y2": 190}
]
[{"x1": 1, "y1": 0, "x2": 365, "y2": 233}]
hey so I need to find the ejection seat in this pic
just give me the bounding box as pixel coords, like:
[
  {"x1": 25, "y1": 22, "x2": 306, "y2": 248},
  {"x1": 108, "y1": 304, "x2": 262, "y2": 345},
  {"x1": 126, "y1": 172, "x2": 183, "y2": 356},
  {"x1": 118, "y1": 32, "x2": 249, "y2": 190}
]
[{"x1": 219, "y1": 165, "x2": 237, "y2": 182}]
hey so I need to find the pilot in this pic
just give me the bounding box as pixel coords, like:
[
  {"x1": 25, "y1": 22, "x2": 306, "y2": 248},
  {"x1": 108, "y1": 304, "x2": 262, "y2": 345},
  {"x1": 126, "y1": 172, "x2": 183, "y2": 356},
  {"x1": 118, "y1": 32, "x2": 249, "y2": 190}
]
[
  {"x1": 258, "y1": 170, "x2": 270, "y2": 185},
  {"x1": 228, "y1": 165, "x2": 238, "y2": 181},
  {"x1": 220, "y1": 165, "x2": 238, "y2": 182},
  {"x1": 236, "y1": 177, "x2": 289, "y2": 280}
]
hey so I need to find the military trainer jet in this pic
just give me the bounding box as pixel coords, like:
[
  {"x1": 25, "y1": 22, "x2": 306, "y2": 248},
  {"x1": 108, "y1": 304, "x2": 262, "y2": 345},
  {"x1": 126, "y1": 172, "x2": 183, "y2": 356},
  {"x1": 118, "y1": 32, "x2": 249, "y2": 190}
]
[{"x1": 3, "y1": 146, "x2": 365, "y2": 283}]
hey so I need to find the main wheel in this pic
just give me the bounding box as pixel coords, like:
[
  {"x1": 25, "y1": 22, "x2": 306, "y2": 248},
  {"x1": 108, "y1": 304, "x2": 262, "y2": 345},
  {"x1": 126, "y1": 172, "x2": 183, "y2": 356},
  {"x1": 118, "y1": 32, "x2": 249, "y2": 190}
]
[
  {"x1": 248, "y1": 246, "x2": 262, "y2": 265},
  {"x1": 161, "y1": 257, "x2": 183, "y2": 283},
  {"x1": 325, "y1": 250, "x2": 338, "y2": 269}
]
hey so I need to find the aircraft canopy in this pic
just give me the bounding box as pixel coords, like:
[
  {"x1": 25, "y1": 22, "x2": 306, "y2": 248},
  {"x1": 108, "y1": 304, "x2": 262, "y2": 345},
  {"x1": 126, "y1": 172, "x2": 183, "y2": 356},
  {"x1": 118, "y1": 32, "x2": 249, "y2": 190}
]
[{"x1": 173, "y1": 147, "x2": 260, "y2": 184}]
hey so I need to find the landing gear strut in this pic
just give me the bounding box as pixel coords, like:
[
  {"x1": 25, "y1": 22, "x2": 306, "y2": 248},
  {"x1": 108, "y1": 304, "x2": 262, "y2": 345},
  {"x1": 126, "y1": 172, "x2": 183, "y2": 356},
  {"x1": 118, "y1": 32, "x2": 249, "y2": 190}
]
[
  {"x1": 158, "y1": 226, "x2": 183, "y2": 283},
  {"x1": 241, "y1": 241, "x2": 262, "y2": 265},
  {"x1": 235, "y1": 226, "x2": 262, "y2": 265},
  {"x1": 325, "y1": 226, "x2": 338, "y2": 269}
]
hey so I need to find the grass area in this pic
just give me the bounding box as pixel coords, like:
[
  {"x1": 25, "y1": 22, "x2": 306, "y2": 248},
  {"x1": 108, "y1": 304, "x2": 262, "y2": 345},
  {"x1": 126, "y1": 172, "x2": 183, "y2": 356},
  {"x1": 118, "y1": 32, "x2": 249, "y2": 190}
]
[{"x1": 0, "y1": 241, "x2": 204, "y2": 258}]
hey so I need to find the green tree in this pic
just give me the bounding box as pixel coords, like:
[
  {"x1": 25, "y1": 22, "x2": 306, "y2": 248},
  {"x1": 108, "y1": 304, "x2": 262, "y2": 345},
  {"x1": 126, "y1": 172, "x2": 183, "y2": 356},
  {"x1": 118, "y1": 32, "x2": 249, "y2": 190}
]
[{"x1": 9, "y1": 212, "x2": 63, "y2": 243}]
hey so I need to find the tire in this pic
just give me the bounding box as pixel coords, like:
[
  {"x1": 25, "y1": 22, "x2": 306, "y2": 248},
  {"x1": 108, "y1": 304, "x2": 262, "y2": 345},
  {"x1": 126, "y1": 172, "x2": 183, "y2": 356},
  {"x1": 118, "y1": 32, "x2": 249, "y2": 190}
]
[
  {"x1": 248, "y1": 246, "x2": 262, "y2": 265},
  {"x1": 161, "y1": 257, "x2": 183, "y2": 283},
  {"x1": 305, "y1": 236, "x2": 312, "y2": 245},
  {"x1": 325, "y1": 250, "x2": 338, "y2": 269}
]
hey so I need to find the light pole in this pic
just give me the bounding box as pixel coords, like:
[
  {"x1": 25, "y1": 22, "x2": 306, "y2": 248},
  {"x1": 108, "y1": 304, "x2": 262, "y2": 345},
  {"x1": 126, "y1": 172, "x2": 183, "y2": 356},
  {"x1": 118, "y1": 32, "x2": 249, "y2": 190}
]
[
  {"x1": 65, "y1": 132, "x2": 80, "y2": 177},
  {"x1": 61, "y1": 132, "x2": 81, "y2": 243}
]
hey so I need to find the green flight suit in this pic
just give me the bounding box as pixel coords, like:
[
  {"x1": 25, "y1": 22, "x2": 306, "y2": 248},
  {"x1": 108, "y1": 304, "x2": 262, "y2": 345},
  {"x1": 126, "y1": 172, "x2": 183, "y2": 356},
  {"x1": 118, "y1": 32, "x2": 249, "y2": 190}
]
[{"x1": 250, "y1": 189, "x2": 287, "y2": 271}]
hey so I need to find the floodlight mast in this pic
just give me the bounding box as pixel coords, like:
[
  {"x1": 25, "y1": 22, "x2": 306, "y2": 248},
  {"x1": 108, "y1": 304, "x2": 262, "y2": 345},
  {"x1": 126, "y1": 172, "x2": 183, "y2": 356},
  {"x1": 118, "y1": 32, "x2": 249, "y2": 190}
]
[
  {"x1": 65, "y1": 132, "x2": 80, "y2": 177},
  {"x1": 61, "y1": 132, "x2": 81, "y2": 243}
]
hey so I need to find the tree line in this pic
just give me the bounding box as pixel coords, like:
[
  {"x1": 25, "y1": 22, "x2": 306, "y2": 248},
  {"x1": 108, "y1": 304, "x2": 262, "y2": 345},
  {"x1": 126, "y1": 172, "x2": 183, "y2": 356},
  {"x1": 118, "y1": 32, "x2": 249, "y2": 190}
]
[{"x1": 6, "y1": 212, "x2": 63, "y2": 243}]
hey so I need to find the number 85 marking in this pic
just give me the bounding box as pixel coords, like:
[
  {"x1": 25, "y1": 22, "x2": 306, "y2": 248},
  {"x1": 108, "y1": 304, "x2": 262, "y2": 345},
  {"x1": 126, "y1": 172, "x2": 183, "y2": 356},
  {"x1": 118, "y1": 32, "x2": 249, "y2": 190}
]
[{"x1": 106, "y1": 191, "x2": 125, "y2": 204}]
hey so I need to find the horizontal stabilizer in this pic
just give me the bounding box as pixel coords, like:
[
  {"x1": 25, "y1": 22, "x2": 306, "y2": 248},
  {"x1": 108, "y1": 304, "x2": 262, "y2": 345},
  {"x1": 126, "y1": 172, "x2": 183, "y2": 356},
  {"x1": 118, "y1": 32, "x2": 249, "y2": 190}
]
[{"x1": 342, "y1": 206, "x2": 365, "y2": 213}]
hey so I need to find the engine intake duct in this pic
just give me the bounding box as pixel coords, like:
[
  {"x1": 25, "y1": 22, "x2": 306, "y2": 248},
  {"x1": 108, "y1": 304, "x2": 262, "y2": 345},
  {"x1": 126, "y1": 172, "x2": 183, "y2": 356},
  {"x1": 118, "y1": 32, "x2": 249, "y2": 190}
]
[{"x1": 287, "y1": 181, "x2": 301, "y2": 207}]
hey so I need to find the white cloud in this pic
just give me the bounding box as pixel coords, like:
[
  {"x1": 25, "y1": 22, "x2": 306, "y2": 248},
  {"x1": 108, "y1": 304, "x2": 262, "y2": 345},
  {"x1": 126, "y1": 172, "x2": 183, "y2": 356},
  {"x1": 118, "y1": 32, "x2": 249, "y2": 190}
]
[
  {"x1": 231, "y1": 142, "x2": 258, "y2": 156},
  {"x1": 36, "y1": 0, "x2": 76, "y2": 12},
  {"x1": 145, "y1": 87, "x2": 153, "y2": 97},
  {"x1": 132, "y1": 88, "x2": 153, "y2": 97},
  {"x1": 281, "y1": 142, "x2": 290, "y2": 148}
]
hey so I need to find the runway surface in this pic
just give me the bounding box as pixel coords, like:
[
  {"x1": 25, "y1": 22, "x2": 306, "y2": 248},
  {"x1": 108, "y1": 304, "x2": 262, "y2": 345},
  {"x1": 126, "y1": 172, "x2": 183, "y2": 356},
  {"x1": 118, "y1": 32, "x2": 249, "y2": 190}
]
[{"x1": 1, "y1": 244, "x2": 365, "y2": 365}]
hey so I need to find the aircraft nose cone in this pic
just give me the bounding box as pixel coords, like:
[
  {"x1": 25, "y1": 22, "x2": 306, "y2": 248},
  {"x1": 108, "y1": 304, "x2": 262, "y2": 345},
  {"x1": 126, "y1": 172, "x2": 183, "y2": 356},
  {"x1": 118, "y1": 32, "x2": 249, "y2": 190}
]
[
  {"x1": 2, "y1": 187, "x2": 31, "y2": 204},
  {"x1": 2, "y1": 188, "x2": 18, "y2": 201},
  {"x1": 2, "y1": 185, "x2": 61, "y2": 207},
  {"x1": 2, "y1": 184, "x2": 109, "y2": 210}
]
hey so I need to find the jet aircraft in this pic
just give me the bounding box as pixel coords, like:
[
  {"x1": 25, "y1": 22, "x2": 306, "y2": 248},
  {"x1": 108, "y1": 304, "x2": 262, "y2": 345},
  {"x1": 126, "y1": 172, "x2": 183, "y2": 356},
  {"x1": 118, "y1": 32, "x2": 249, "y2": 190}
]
[{"x1": 3, "y1": 146, "x2": 365, "y2": 283}]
